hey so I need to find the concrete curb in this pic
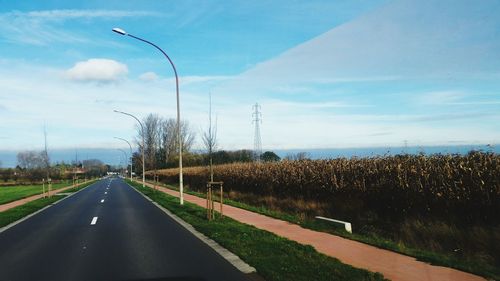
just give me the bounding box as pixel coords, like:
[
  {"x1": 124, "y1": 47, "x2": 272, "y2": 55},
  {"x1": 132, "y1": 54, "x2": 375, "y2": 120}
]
[
  {"x1": 127, "y1": 180, "x2": 257, "y2": 274},
  {"x1": 0, "y1": 180, "x2": 98, "y2": 234}
]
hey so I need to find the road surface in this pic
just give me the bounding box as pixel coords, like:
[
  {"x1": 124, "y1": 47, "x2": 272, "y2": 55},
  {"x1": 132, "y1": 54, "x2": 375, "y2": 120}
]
[{"x1": 0, "y1": 177, "x2": 251, "y2": 281}]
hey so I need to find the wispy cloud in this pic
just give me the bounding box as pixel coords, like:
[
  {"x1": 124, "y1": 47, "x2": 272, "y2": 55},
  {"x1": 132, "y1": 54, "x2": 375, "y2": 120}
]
[
  {"x1": 12, "y1": 10, "x2": 159, "y2": 20},
  {"x1": 139, "y1": 72, "x2": 159, "y2": 82},
  {"x1": 416, "y1": 91, "x2": 500, "y2": 106},
  {"x1": 410, "y1": 112, "x2": 498, "y2": 122},
  {"x1": 336, "y1": 112, "x2": 499, "y2": 123},
  {"x1": 445, "y1": 101, "x2": 500, "y2": 106},
  {"x1": 417, "y1": 91, "x2": 466, "y2": 105},
  {"x1": 0, "y1": 9, "x2": 160, "y2": 45},
  {"x1": 159, "y1": 75, "x2": 233, "y2": 86},
  {"x1": 265, "y1": 99, "x2": 372, "y2": 109}
]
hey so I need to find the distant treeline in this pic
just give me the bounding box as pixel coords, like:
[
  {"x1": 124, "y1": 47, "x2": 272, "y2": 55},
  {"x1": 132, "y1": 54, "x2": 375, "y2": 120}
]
[{"x1": 0, "y1": 150, "x2": 110, "y2": 183}]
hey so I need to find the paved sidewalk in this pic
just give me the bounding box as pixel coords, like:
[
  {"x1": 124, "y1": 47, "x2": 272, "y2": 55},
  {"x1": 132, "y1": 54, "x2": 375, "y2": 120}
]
[
  {"x1": 140, "y1": 180, "x2": 485, "y2": 281},
  {"x1": 0, "y1": 181, "x2": 92, "y2": 212}
]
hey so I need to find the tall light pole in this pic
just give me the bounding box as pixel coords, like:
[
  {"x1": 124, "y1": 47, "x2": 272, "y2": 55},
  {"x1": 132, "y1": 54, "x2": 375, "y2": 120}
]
[
  {"x1": 114, "y1": 137, "x2": 133, "y2": 180},
  {"x1": 114, "y1": 110, "x2": 145, "y2": 187},
  {"x1": 117, "y1": 149, "x2": 128, "y2": 177},
  {"x1": 112, "y1": 27, "x2": 184, "y2": 205}
]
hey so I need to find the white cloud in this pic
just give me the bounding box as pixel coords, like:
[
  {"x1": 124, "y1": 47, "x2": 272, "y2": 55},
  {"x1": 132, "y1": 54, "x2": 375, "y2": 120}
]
[
  {"x1": 65, "y1": 59, "x2": 128, "y2": 82},
  {"x1": 139, "y1": 72, "x2": 159, "y2": 81}
]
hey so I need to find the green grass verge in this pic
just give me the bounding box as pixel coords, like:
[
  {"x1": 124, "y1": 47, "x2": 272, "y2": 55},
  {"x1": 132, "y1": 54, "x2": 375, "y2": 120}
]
[
  {"x1": 0, "y1": 181, "x2": 73, "y2": 205},
  {"x1": 146, "y1": 180, "x2": 498, "y2": 280},
  {"x1": 0, "y1": 196, "x2": 62, "y2": 228},
  {"x1": 0, "y1": 180, "x2": 97, "y2": 229},
  {"x1": 128, "y1": 179, "x2": 386, "y2": 281}
]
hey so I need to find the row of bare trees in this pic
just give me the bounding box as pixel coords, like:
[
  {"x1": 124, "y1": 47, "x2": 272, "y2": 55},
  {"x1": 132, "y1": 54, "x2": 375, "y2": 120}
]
[
  {"x1": 17, "y1": 151, "x2": 49, "y2": 170},
  {"x1": 7, "y1": 150, "x2": 108, "y2": 183},
  {"x1": 132, "y1": 92, "x2": 219, "y2": 177},
  {"x1": 132, "y1": 114, "x2": 196, "y2": 171}
]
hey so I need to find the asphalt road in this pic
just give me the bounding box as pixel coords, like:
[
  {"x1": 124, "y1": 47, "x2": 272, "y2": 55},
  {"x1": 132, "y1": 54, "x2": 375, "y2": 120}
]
[{"x1": 0, "y1": 177, "x2": 252, "y2": 281}]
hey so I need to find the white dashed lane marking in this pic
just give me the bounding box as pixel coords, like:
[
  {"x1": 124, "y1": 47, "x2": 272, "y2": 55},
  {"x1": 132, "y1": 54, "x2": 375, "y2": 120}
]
[
  {"x1": 90, "y1": 217, "x2": 98, "y2": 225},
  {"x1": 100, "y1": 199, "x2": 104, "y2": 203}
]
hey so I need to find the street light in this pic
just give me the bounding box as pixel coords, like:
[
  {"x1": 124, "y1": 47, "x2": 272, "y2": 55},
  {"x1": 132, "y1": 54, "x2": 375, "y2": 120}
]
[
  {"x1": 112, "y1": 27, "x2": 184, "y2": 205},
  {"x1": 114, "y1": 137, "x2": 133, "y2": 181},
  {"x1": 114, "y1": 110, "x2": 145, "y2": 187},
  {"x1": 117, "y1": 148, "x2": 128, "y2": 177}
]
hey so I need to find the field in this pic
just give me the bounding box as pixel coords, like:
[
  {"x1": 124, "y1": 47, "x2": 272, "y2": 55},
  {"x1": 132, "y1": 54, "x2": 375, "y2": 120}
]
[
  {"x1": 153, "y1": 152, "x2": 500, "y2": 277},
  {"x1": 0, "y1": 181, "x2": 72, "y2": 205}
]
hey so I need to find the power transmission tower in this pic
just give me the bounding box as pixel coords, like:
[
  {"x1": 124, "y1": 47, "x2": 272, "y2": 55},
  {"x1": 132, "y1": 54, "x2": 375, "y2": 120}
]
[{"x1": 252, "y1": 103, "x2": 262, "y2": 161}]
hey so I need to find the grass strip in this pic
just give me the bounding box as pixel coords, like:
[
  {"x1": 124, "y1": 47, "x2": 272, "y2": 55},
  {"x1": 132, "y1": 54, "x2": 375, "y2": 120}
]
[
  {"x1": 0, "y1": 180, "x2": 96, "y2": 229},
  {"x1": 0, "y1": 181, "x2": 72, "y2": 205},
  {"x1": 146, "y1": 180, "x2": 498, "y2": 280},
  {"x1": 0, "y1": 196, "x2": 62, "y2": 228},
  {"x1": 128, "y1": 179, "x2": 386, "y2": 281}
]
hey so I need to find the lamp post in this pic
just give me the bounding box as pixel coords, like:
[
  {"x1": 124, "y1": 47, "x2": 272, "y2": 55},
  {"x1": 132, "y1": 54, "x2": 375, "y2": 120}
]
[
  {"x1": 117, "y1": 149, "x2": 128, "y2": 177},
  {"x1": 114, "y1": 137, "x2": 133, "y2": 180},
  {"x1": 112, "y1": 27, "x2": 184, "y2": 205},
  {"x1": 114, "y1": 110, "x2": 145, "y2": 187}
]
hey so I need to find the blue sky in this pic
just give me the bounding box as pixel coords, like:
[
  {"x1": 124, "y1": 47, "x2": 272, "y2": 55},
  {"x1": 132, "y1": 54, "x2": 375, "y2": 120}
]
[{"x1": 0, "y1": 0, "x2": 499, "y2": 155}]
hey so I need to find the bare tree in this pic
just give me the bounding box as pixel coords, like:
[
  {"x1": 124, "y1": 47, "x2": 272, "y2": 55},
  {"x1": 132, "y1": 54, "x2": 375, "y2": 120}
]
[
  {"x1": 180, "y1": 120, "x2": 196, "y2": 152},
  {"x1": 136, "y1": 114, "x2": 162, "y2": 171},
  {"x1": 162, "y1": 118, "x2": 196, "y2": 166},
  {"x1": 202, "y1": 92, "x2": 217, "y2": 181},
  {"x1": 17, "y1": 151, "x2": 44, "y2": 170},
  {"x1": 161, "y1": 118, "x2": 177, "y2": 165},
  {"x1": 133, "y1": 112, "x2": 196, "y2": 171},
  {"x1": 284, "y1": 152, "x2": 310, "y2": 161}
]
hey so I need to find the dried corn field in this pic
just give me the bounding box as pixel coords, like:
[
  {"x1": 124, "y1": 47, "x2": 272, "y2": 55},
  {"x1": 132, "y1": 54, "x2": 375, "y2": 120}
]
[{"x1": 154, "y1": 152, "x2": 499, "y2": 225}]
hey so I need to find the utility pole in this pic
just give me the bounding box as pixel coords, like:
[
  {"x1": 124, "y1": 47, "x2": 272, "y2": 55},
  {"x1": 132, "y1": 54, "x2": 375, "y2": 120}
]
[{"x1": 252, "y1": 103, "x2": 262, "y2": 161}]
